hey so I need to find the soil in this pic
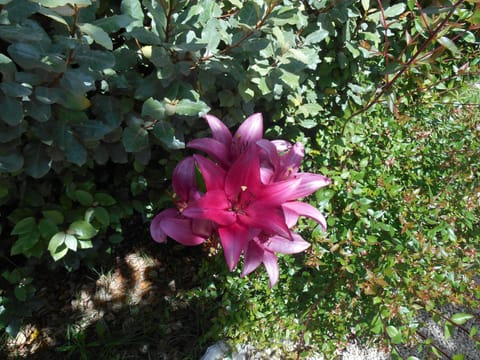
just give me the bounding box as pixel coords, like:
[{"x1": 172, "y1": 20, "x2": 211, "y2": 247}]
[{"x1": 2, "y1": 225, "x2": 215, "y2": 360}]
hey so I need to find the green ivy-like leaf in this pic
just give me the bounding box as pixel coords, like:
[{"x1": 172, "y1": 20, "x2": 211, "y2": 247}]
[
  {"x1": 0, "y1": 148, "x2": 24, "y2": 173},
  {"x1": 152, "y1": 120, "x2": 185, "y2": 149},
  {"x1": 23, "y1": 142, "x2": 51, "y2": 178},
  {"x1": 0, "y1": 96, "x2": 23, "y2": 126},
  {"x1": 68, "y1": 220, "x2": 97, "y2": 240},
  {"x1": 450, "y1": 313, "x2": 474, "y2": 325},
  {"x1": 74, "y1": 190, "x2": 94, "y2": 206},
  {"x1": 94, "y1": 192, "x2": 116, "y2": 206},
  {"x1": 78, "y1": 23, "x2": 113, "y2": 50},
  {"x1": 174, "y1": 99, "x2": 211, "y2": 117},
  {"x1": 386, "y1": 325, "x2": 403, "y2": 344},
  {"x1": 94, "y1": 207, "x2": 110, "y2": 226},
  {"x1": 122, "y1": 125, "x2": 149, "y2": 152},
  {"x1": 37, "y1": 0, "x2": 91, "y2": 7},
  {"x1": 11, "y1": 217, "x2": 36, "y2": 235}
]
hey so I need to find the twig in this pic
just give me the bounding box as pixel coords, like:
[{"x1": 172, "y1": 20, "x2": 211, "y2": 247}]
[
  {"x1": 347, "y1": 0, "x2": 466, "y2": 121},
  {"x1": 197, "y1": 0, "x2": 280, "y2": 63}
]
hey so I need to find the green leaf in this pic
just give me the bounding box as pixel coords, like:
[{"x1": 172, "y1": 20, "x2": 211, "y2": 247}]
[
  {"x1": 68, "y1": 220, "x2": 97, "y2": 239},
  {"x1": 0, "y1": 96, "x2": 23, "y2": 126},
  {"x1": 78, "y1": 23, "x2": 113, "y2": 50},
  {"x1": 94, "y1": 207, "x2": 110, "y2": 226},
  {"x1": 94, "y1": 15, "x2": 133, "y2": 33},
  {"x1": 437, "y1": 36, "x2": 460, "y2": 56},
  {"x1": 73, "y1": 47, "x2": 115, "y2": 70},
  {"x1": 0, "y1": 21, "x2": 49, "y2": 44},
  {"x1": 78, "y1": 239, "x2": 93, "y2": 249},
  {"x1": 237, "y1": 1, "x2": 259, "y2": 28},
  {"x1": 94, "y1": 193, "x2": 116, "y2": 206},
  {"x1": 452, "y1": 354, "x2": 465, "y2": 360},
  {"x1": 7, "y1": 43, "x2": 44, "y2": 71},
  {"x1": 444, "y1": 322, "x2": 453, "y2": 340},
  {"x1": 58, "y1": 91, "x2": 91, "y2": 111},
  {"x1": 64, "y1": 233, "x2": 78, "y2": 251},
  {"x1": 152, "y1": 120, "x2": 185, "y2": 149},
  {"x1": 38, "y1": 218, "x2": 58, "y2": 240},
  {"x1": 23, "y1": 142, "x2": 51, "y2": 178},
  {"x1": 451, "y1": 313, "x2": 474, "y2": 325},
  {"x1": 11, "y1": 217, "x2": 36, "y2": 235},
  {"x1": 386, "y1": 325, "x2": 403, "y2": 344},
  {"x1": 0, "y1": 148, "x2": 24, "y2": 173},
  {"x1": 37, "y1": 0, "x2": 91, "y2": 7},
  {"x1": 37, "y1": 6, "x2": 70, "y2": 27},
  {"x1": 25, "y1": 100, "x2": 51, "y2": 122},
  {"x1": 0, "y1": 82, "x2": 32, "y2": 97},
  {"x1": 174, "y1": 99, "x2": 211, "y2": 117},
  {"x1": 2, "y1": 269, "x2": 22, "y2": 283},
  {"x1": 121, "y1": 0, "x2": 144, "y2": 23},
  {"x1": 0, "y1": 54, "x2": 16, "y2": 81},
  {"x1": 14, "y1": 286, "x2": 27, "y2": 301},
  {"x1": 35, "y1": 87, "x2": 63, "y2": 104},
  {"x1": 48, "y1": 232, "x2": 65, "y2": 253},
  {"x1": 73, "y1": 120, "x2": 112, "y2": 141},
  {"x1": 64, "y1": 137, "x2": 87, "y2": 166},
  {"x1": 383, "y1": 3, "x2": 406, "y2": 18},
  {"x1": 142, "y1": 97, "x2": 165, "y2": 119},
  {"x1": 304, "y1": 29, "x2": 329, "y2": 45},
  {"x1": 51, "y1": 244, "x2": 69, "y2": 261},
  {"x1": 11, "y1": 231, "x2": 40, "y2": 254},
  {"x1": 123, "y1": 125, "x2": 149, "y2": 152},
  {"x1": 74, "y1": 190, "x2": 94, "y2": 206}
]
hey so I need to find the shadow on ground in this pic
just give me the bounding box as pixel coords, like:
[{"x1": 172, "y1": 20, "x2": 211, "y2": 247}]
[{"x1": 2, "y1": 228, "x2": 224, "y2": 360}]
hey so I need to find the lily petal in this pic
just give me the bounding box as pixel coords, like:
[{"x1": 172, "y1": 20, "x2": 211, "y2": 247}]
[
  {"x1": 204, "y1": 114, "x2": 232, "y2": 145},
  {"x1": 232, "y1": 113, "x2": 263, "y2": 157},
  {"x1": 225, "y1": 146, "x2": 261, "y2": 199},
  {"x1": 278, "y1": 142, "x2": 304, "y2": 178},
  {"x1": 218, "y1": 222, "x2": 250, "y2": 270},
  {"x1": 187, "y1": 138, "x2": 231, "y2": 167},
  {"x1": 288, "y1": 173, "x2": 332, "y2": 199},
  {"x1": 266, "y1": 233, "x2": 311, "y2": 254},
  {"x1": 191, "y1": 218, "x2": 215, "y2": 238},
  {"x1": 271, "y1": 139, "x2": 292, "y2": 153},
  {"x1": 257, "y1": 139, "x2": 280, "y2": 171},
  {"x1": 172, "y1": 157, "x2": 196, "y2": 201},
  {"x1": 150, "y1": 208, "x2": 178, "y2": 243},
  {"x1": 161, "y1": 217, "x2": 207, "y2": 246},
  {"x1": 194, "y1": 154, "x2": 226, "y2": 191},
  {"x1": 282, "y1": 201, "x2": 327, "y2": 231},
  {"x1": 240, "y1": 203, "x2": 292, "y2": 240},
  {"x1": 241, "y1": 239, "x2": 264, "y2": 277},
  {"x1": 263, "y1": 250, "x2": 279, "y2": 288},
  {"x1": 183, "y1": 190, "x2": 235, "y2": 226},
  {"x1": 258, "y1": 178, "x2": 302, "y2": 204}
]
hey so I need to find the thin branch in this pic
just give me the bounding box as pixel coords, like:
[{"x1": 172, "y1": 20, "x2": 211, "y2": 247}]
[
  {"x1": 197, "y1": 0, "x2": 280, "y2": 63},
  {"x1": 416, "y1": 330, "x2": 453, "y2": 359},
  {"x1": 347, "y1": 0, "x2": 466, "y2": 121},
  {"x1": 377, "y1": 0, "x2": 390, "y2": 86}
]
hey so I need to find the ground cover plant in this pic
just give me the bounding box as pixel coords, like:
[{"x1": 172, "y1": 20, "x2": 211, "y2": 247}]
[{"x1": 0, "y1": 0, "x2": 479, "y2": 358}]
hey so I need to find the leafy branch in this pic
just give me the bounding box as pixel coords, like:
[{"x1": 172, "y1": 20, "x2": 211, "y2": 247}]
[{"x1": 348, "y1": 0, "x2": 466, "y2": 120}]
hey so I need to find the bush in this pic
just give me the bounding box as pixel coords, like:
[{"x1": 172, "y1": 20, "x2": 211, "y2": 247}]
[{"x1": 0, "y1": 0, "x2": 478, "y2": 357}]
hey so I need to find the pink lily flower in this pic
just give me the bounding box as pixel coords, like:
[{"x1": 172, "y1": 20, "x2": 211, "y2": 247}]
[
  {"x1": 151, "y1": 112, "x2": 331, "y2": 287},
  {"x1": 183, "y1": 147, "x2": 302, "y2": 270},
  {"x1": 150, "y1": 157, "x2": 214, "y2": 246}
]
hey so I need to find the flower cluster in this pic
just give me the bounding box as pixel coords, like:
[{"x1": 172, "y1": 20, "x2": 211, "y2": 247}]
[{"x1": 150, "y1": 113, "x2": 330, "y2": 287}]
